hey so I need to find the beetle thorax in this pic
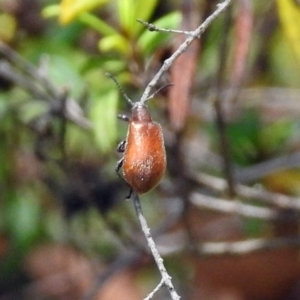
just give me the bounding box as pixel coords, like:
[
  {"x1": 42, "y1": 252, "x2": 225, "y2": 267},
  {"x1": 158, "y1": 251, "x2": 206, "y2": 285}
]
[{"x1": 131, "y1": 105, "x2": 152, "y2": 122}]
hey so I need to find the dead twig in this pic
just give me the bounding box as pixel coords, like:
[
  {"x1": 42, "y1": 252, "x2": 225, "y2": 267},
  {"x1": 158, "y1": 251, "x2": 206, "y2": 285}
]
[
  {"x1": 194, "y1": 172, "x2": 300, "y2": 210},
  {"x1": 198, "y1": 236, "x2": 300, "y2": 256},
  {"x1": 0, "y1": 41, "x2": 91, "y2": 129},
  {"x1": 190, "y1": 192, "x2": 277, "y2": 220},
  {"x1": 139, "y1": 0, "x2": 232, "y2": 104},
  {"x1": 132, "y1": 192, "x2": 180, "y2": 300}
]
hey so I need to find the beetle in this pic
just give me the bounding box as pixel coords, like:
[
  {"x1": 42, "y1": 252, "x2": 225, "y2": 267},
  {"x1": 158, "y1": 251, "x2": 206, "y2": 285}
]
[
  {"x1": 106, "y1": 73, "x2": 167, "y2": 196},
  {"x1": 116, "y1": 104, "x2": 166, "y2": 195}
]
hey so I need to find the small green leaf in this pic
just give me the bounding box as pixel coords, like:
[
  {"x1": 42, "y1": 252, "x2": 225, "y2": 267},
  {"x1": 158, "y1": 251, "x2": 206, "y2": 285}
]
[
  {"x1": 259, "y1": 119, "x2": 292, "y2": 154},
  {"x1": 90, "y1": 90, "x2": 118, "y2": 153},
  {"x1": 59, "y1": 0, "x2": 109, "y2": 24},
  {"x1": 42, "y1": 5, "x2": 60, "y2": 18},
  {"x1": 43, "y1": 6, "x2": 117, "y2": 37},
  {"x1": 135, "y1": 0, "x2": 157, "y2": 22},
  {"x1": 99, "y1": 34, "x2": 130, "y2": 55},
  {"x1": 43, "y1": 55, "x2": 85, "y2": 96},
  {"x1": 7, "y1": 189, "x2": 42, "y2": 247},
  {"x1": 79, "y1": 13, "x2": 118, "y2": 36},
  {"x1": 117, "y1": 0, "x2": 135, "y2": 36},
  {"x1": 225, "y1": 110, "x2": 261, "y2": 165}
]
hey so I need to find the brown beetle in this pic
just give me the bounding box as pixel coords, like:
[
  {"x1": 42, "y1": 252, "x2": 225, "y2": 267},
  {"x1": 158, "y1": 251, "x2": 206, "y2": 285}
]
[
  {"x1": 116, "y1": 104, "x2": 166, "y2": 195},
  {"x1": 106, "y1": 73, "x2": 167, "y2": 196}
]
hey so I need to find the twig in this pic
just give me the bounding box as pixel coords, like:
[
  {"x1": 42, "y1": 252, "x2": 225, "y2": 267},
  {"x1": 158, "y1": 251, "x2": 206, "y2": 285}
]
[
  {"x1": 190, "y1": 192, "x2": 277, "y2": 220},
  {"x1": 126, "y1": 2, "x2": 232, "y2": 299},
  {"x1": 193, "y1": 172, "x2": 300, "y2": 210},
  {"x1": 139, "y1": 0, "x2": 232, "y2": 104},
  {"x1": 144, "y1": 279, "x2": 165, "y2": 300},
  {"x1": 236, "y1": 151, "x2": 300, "y2": 183},
  {"x1": 82, "y1": 204, "x2": 183, "y2": 300},
  {"x1": 138, "y1": 19, "x2": 200, "y2": 38},
  {"x1": 0, "y1": 40, "x2": 59, "y2": 98},
  {"x1": 214, "y1": 99, "x2": 236, "y2": 197},
  {"x1": 199, "y1": 236, "x2": 300, "y2": 256},
  {"x1": 155, "y1": 231, "x2": 300, "y2": 257},
  {"x1": 213, "y1": 2, "x2": 236, "y2": 198},
  {"x1": 132, "y1": 192, "x2": 181, "y2": 300},
  {"x1": 0, "y1": 42, "x2": 91, "y2": 129},
  {"x1": 0, "y1": 60, "x2": 48, "y2": 100}
]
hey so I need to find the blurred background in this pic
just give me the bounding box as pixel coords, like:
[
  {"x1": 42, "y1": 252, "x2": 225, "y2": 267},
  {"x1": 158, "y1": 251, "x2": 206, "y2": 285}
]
[{"x1": 1, "y1": 0, "x2": 300, "y2": 299}]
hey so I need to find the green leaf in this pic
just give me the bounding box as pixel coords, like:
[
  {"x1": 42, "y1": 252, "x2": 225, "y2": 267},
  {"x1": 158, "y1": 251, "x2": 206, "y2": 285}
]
[
  {"x1": 117, "y1": 0, "x2": 159, "y2": 37},
  {"x1": 259, "y1": 119, "x2": 292, "y2": 154},
  {"x1": 43, "y1": 55, "x2": 85, "y2": 96},
  {"x1": 226, "y1": 110, "x2": 261, "y2": 166},
  {"x1": 117, "y1": 0, "x2": 136, "y2": 36},
  {"x1": 133, "y1": 0, "x2": 158, "y2": 36},
  {"x1": 99, "y1": 34, "x2": 130, "y2": 55},
  {"x1": 59, "y1": 0, "x2": 109, "y2": 24},
  {"x1": 6, "y1": 189, "x2": 42, "y2": 248},
  {"x1": 90, "y1": 90, "x2": 118, "y2": 153},
  {"x1": 43, "y1": 6, "x2": 117, "y2": 37},
  {"x1": 42, "y1": 5, "x2": 60, "y2": 18},
  {"x1": 79, "y1": 13, "x2": 118, "y2": 36},
  {"x1": 81, "y1": 56, "x2": 125, "y2": 74},
  {"x1": 138, "y1": 12, "x2": 181, "y2": 55}
]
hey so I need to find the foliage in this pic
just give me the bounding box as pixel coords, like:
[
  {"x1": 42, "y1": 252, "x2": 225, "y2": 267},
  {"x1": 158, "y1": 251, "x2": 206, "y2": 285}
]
[{"x1": 41, "y1": 0, "x2": 180, "y2": 154}]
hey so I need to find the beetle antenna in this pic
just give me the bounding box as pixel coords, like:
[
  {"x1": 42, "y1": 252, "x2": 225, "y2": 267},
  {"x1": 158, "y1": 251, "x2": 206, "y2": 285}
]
[
  {"x1": 106, "y1": 73, "x2": 134, "y2": 106},
  {"x1": 146, "y1": 83, "x2": 174, "y2": 101}
]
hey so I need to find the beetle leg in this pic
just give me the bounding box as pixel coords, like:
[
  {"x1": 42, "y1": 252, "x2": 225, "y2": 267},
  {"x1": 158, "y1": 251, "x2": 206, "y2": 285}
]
[
  {"x1": 125, "y1": 187, "x2": 133, "y2": 200},
  {"x1": 116, "y1": 140, "x2": 126, "y2": 153},
  {"x1": 115, "y1": 157, "x2": 124, "y2": 175},
  {"x1": 117, "y1": 114, "x2": 130, "y2": 122},
  {"x1": 115, "y1": 157, "x2": 133, "y2": 199},
  {"x1": 115, "y1": 113, "x2": 134, "y2": 199}
]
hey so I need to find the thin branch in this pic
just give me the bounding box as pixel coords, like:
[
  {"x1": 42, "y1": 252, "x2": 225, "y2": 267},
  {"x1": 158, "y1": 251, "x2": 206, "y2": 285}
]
[
  {"x1": 126, "y1": 3, "x2": 232, "y2": 299},
  {"x1": 0, "y1": 42, "x2": 91, "y2": 129},
  {"x1": 0, "y1": 60, "x2": 49, "y2": 100},
  {"x1": 82, "y1": 204, "x2": 184, "y2": 300},
  {"x1": 132, "y1": 192, "x2": 181, "y2": 300},
  {"x1": 194, "y1": 172, "x2": 300, "y2": 210},
  {"x1": 198, "y1": 236, "x2": 300, "y2": 256},
  {"x1": 0, "y1": 40, "x2": 59, "y2": 98},
  {"x1": 190, "y1": 192, "x2": 277, "y2": 220},
  {"x1": 213, "y1": 2, "x2": 236, "y2": 198},
  {"x1": 144, "y1": 279, "x2": 165, "y2": 300},
  {"x1": 236, "y1": 151, "x2": 300, "y2": 183},
  {"x1": 214, "y1": 97, "x2": 236, "y2": 197},
  {"x1": 154, "y1": 229, "x2": 300, "y2": 257},
  {"x1": 137, "y1": 19, "x2": 200, "y2": 38},
  {"x1": 139, "y1": 0, "x2": 232, "y2": 104}
]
